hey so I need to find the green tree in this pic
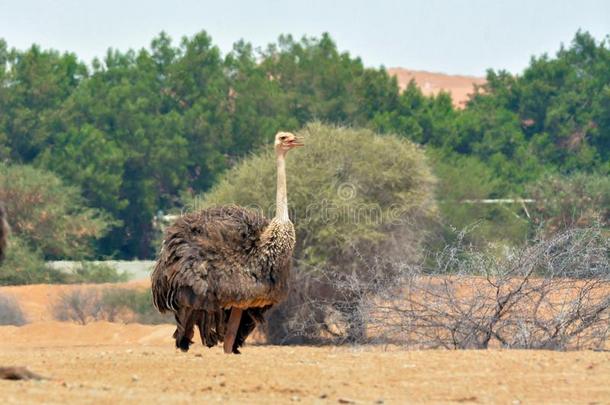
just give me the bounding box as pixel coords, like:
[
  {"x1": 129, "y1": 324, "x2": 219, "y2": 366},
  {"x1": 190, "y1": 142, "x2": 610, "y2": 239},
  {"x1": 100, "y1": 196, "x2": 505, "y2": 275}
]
[
  {"x1": 0, "y1": 163, "x2": 112, "y2": 259},
  {"x1": 0, "y1": 42, "x2": 86, "y2": 162},
  {"x1": 527, "y1": 172, "x2": 610, "y2": 235}
]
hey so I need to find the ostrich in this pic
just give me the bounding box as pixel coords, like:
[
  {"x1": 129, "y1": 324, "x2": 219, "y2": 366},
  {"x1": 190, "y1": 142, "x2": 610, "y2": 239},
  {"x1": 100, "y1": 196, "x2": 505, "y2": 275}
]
[
  {"x1": 0, "y1": 203, "x2": 8, "y2": 263},
  {"x1": 151, "y1": 131, "x2": 303, "y2": 354}
]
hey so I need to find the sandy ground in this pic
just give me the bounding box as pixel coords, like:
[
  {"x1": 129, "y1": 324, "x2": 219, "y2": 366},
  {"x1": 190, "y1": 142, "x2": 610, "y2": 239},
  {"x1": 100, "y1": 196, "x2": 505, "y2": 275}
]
[
  {"x1": 388, "y1": 68, "x2": 485, "y2": 108},
  {"x1": 0, "y1": 339, "x2": 608, "y2": 404},
  {"x1": 1, "y1": 283, "x2": 609, "y2": 404}
]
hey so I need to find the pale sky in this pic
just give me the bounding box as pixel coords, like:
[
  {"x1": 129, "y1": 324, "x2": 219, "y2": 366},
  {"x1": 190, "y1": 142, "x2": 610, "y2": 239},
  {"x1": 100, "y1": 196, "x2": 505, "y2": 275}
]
[{"x1": 0, "y1": 0, "x2": 608, "y2": 76}]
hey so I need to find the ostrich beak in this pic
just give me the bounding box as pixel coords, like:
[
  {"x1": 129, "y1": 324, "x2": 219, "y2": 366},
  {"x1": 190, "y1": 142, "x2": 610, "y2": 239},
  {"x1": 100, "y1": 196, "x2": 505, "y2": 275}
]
[{"x1": 286, "y1": 137, "x2": 304, "y2": 148}]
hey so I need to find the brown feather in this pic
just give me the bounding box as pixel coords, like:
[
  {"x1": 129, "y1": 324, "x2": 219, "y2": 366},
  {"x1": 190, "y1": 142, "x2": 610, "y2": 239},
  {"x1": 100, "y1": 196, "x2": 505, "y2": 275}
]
[{"x1": 151, "y1": 205, "x2": 295, "y2": 351}]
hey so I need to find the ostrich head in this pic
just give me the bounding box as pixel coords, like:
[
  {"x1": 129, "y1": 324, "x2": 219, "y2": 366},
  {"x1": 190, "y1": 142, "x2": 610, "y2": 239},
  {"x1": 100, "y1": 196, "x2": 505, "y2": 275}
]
[{"x1": 274, "y1": 132, "x2": 303, "y2": 156}]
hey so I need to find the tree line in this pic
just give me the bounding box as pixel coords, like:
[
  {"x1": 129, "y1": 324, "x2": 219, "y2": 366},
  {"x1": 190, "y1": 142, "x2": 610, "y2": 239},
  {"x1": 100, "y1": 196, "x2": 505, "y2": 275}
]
[{"x1": 0, "y1": 30, "x2": 607, "y2": 259}]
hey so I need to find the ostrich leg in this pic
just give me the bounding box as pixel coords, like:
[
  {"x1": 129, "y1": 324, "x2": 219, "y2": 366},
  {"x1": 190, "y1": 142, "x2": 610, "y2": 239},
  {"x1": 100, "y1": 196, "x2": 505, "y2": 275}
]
[{"x1": 223, "y1": 308, "x2": 243, "y2": 354}]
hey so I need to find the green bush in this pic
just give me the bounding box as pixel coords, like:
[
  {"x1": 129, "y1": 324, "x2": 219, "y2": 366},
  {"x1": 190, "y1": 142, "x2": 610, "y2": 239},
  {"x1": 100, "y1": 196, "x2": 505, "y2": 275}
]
[
  {"x1": 0, "y1": 163, "x2": 119, "y2": 285},
  {"x1": 0, "y1": 241, "x2": 129, "y2": 285},
  {"x1": 68, "y1": 262, "x2": 130, "y2": 284},
  {"x1": 0, "y1": 236, "x2": 68, "y2": 285},
  {"x1": 100, "y1": 288, "x2": 171, "y2": 324},
  {"x1": 430, "y1": 151, "x2": 529, "y2": 246},
  {"x1": 0, "y1": 163, "x2": 114, "y2": 260},
  {"x1": 527, "y1": 172, "x2": 610, "y2": 235},
  {"x1": 197, "y1": 123, "x2": 437, "y2": 269}
]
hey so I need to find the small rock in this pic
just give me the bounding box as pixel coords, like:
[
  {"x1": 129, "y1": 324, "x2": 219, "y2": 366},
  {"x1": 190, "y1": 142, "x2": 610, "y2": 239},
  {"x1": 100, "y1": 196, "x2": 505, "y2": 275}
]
[
  {"x1": 131, "y1": 375, "x2": 139, "y2": 382},
  {"x1": 0, "y1": 366, "x2": 46, "y2": 381},
  {"x1": 338, "y1": 398, "x2": 356, "y2": 404}
]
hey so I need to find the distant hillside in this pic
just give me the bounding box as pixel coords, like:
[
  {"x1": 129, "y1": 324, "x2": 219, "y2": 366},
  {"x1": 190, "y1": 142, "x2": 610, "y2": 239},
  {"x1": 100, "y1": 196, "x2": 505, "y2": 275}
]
[{"x1": 388, "y1": 68, "x2": 485, "y2": 108}]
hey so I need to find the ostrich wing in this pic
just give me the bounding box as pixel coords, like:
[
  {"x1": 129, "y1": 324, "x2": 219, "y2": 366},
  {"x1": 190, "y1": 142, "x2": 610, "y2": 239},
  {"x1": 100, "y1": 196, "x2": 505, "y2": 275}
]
[{"x1": 151, "y1": 206, "x2": 269, "y2": 313}]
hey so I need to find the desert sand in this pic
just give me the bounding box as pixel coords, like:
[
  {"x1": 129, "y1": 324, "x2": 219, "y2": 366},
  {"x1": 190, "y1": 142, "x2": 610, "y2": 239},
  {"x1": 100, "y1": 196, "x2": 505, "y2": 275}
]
[
  {"x1": 0, "y1": 339, "x2": 608, "y2": 404},
  {"x1": 388, "y1": 68, "x2": 486, "y2": 108},
  {"x1": 1, "y1": 282, "x2": 609, "y2": 404}
]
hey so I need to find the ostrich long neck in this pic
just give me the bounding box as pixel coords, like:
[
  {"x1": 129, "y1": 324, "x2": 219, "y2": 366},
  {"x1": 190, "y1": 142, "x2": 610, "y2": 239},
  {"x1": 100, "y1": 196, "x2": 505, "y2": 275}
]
[{"x1": 275, "y1": 154, "x2": 289, "y2": 222}]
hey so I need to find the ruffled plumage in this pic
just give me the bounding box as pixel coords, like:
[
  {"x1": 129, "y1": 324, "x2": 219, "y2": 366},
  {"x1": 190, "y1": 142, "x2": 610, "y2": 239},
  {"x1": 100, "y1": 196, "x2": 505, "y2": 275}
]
[{"x1": 151, "y1": 205, "x2": 294, "y2": 352}]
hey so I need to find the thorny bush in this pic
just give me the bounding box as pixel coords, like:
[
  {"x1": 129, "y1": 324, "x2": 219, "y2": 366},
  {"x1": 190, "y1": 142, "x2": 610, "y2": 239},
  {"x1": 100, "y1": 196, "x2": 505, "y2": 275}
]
[{"x1": 266, "y1": 226, "x2": 609, "y2": 350}]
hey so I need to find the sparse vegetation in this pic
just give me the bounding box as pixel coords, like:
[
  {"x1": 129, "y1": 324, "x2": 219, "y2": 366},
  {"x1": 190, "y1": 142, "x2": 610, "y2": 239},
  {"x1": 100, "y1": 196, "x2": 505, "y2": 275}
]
[
  {"x1": 52, "y1": 287, "x2": 171, "y2": 325},
  {"x1": 52, "y1": 288, "x2": 104, "y2": 325},
  {"x1": 100, "y1": 288, "x2": 172, "y2": 324},
  {"x1": 0, "y1": 293, "x2": 27, "y2": 326},
  {"x1": 269, "y1": 226, "x2": 610, "y2": 350},
  {"x1": 68, "y1": 262, "x2": 130, "y2": 284},
  {"x1": 0, "y1": 247, "x2": 130, "y2": 285}
]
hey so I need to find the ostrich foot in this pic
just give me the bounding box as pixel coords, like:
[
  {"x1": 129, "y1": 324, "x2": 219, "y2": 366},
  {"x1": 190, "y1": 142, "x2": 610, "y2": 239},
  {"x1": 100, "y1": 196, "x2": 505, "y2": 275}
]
[{"x1": 223, "y1": 308, "x2": 243, "y2": 354}]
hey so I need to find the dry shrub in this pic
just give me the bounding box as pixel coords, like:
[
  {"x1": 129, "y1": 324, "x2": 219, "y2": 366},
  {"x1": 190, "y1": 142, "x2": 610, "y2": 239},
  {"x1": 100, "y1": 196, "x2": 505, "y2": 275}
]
[
  {"x1": 52, "y1": 288, "x2": 105, "y2": 325},
  {"x1": 269, "y1": 226, "x2": 609, "y2": 350},
  {"x1": 0, "y1": 293, "x2": 27, "y2": 326},
  {"x1": 52, "y1": 287, "x2": 171, "y2": 325}
]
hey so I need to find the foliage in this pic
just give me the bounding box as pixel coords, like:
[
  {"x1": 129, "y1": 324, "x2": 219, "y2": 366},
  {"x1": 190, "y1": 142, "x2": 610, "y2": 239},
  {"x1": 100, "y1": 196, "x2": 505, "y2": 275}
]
[
  {"x1": 197, "y1": 123, "x2": 437, "y2": 269},
  {"x1": 0, "y1": 242, "x2": 128, "y2": 285},
  {"x1": 373, "y1": 31, "x2": 609, "y2": 193},
  {"x1": 67, "y1": 262, "x2": 130, "y2": 284},
  {"x1": 0, "y1": 292, "x2": 27, "y2": 326},
  {"x1": 527, "y1": 172, "x2": 610, "y2": 235},
  {"x1": 100, "y1": 288, "x2": 171, "y2": 324},
  {"x1": 430, "y1": 151, "x2": 529, "y2": 246},
  {"x1": 0, "y1": 163, "x2": 113, "y2": 260},
  {"x1": 0, "y1": 236, "x2": 67, "y2": 285},
  {"x1": 1, "y1": 32, "x2": 400, "y2": 258},
  {"x1": 0, "y1": 31, "x2": 608, "y2": 258}
]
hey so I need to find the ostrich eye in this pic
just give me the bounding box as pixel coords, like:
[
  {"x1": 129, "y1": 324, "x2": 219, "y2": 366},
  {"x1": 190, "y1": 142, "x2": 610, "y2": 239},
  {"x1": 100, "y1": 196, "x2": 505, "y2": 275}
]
[{"x1": 279, "y1": 136, "x2": 287, "y2": 141}]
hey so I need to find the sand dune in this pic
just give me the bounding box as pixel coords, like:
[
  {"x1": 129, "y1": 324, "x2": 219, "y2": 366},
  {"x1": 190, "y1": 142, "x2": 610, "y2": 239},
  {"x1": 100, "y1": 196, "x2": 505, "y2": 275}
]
[{"x1": 388, "y1": 68, "x2": 485, "y2": 107}]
